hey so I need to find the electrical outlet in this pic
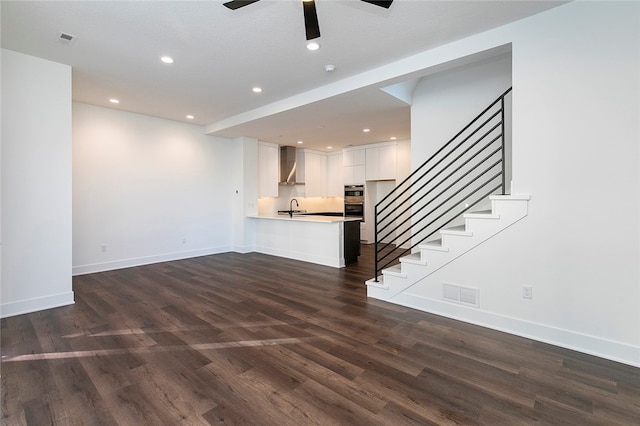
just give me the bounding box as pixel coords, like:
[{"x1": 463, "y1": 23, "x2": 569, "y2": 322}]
[{"x1": 522, "y1": 285, "x2": 533, "y2": 299}]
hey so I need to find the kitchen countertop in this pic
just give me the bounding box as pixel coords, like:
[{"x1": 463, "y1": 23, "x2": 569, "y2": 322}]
[{"x1": 248, "y1": 214, "x2": 362, "y2": 223}]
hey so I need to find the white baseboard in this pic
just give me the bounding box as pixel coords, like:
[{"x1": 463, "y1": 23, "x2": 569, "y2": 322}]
[
  {"x1": 72, "y1": 246, "x2": 232, "y2": 276},
  {"x1": 231, "y1": 244, "x2": 254, "y2": 254},
  {"x1": 1, "y1": 291, "x2": 75, "y2": 319},
  {"x1": 390, "y1": 293, "x2": 640, "y2": 368}
]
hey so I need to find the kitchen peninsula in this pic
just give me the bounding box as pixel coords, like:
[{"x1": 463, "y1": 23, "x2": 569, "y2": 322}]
[{"x1": 247, "y1": 214, "x2": 361, "y2": 268}]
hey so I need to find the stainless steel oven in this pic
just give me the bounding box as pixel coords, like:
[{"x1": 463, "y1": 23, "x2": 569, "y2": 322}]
[{"x1": 344, "y1": 185, "x2": 364, "y2": 220}]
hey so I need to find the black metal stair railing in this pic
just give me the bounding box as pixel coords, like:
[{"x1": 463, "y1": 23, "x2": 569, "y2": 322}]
[{"x1": 373, "y1": 87, "x2": 512, "y2": 281}]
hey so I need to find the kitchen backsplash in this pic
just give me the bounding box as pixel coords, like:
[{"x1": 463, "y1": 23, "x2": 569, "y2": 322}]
[{"x1": 258, "y1": 185, "x2": 344, "y2": 215}]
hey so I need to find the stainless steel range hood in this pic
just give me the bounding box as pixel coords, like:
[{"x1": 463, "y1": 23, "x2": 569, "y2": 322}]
[{"x1": 279, "y1": 146, "x2": 304, "y2": 185}]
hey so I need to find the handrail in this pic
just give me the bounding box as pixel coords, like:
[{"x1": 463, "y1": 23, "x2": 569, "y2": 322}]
[{"x1": 373, "y1": 87, "x2": 512, "y2": 281}]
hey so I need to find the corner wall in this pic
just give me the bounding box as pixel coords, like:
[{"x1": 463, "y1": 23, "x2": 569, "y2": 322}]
[
  {"x1": 1, "y1": 49, "x2": 73, "y2": 317},
  {"x1": 72, "y1": 103, "x2": 235, "y2": 274}
]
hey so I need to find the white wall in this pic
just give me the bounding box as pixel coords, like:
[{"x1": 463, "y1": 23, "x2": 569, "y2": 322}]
[
  {"x1": 412, "y1": 53, "x2": 512, "y2": 164},
  {"x1": 1, "y1": 49, "x2": 73, "y2": 317},
  {"x1": 230, "y1": 136, "x2": 258, "y2": 253},
  {"x1": 72, "y1": 103, "x2": 235, "y2": 274},
  {"x1": 405, "y1": 1, "x2": 640, "y2": 366},
  {"x1": 409, "y1": 50, "x2": 512, "y2": 243}
]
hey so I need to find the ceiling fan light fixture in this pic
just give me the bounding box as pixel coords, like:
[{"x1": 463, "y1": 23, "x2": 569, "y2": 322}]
[
  {"x1": 306, "y1": 41, "x2": 320, "y2": 51},
  {"x1": 223, "y1": 0, "x2": 393, "y2": 41}
]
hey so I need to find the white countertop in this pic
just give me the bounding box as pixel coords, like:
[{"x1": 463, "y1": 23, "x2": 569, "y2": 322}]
[{"x1": 248, "y1": 214, "x2": 361, "y2": 223}]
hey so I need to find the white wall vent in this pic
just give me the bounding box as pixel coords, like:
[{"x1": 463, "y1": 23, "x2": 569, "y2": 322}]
[{"x1": 442, "y1": 283, "x2": 479, "y2": 307}]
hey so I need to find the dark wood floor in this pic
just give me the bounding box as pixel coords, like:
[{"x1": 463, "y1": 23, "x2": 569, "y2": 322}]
[{"x1": 2, "y1": 245, "x2": 639, "y2": 425}]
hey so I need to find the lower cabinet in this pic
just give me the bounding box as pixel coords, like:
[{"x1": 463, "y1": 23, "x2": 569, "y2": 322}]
[{"x1": 344, "y1": 220, "x2": 361, "y2": 265}]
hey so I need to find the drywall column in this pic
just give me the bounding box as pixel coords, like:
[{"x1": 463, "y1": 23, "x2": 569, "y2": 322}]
[
  {"x1": 231, "y1": 137, "x2": 258, "y2": 253},
  {"x1": 1, "y1": 49, "x2": 73, "y2": 317}
]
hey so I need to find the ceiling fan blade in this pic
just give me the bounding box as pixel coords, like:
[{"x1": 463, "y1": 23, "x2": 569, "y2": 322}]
[
  {"x1": 223, "y1": 0, "x2": 260, "y2": 10},
  {"x1": 302, "y1": 0, "x2": 321, "y2": 40},
  {"x1": 360, "y1": 0, "x2": 393, "y2": 9}
]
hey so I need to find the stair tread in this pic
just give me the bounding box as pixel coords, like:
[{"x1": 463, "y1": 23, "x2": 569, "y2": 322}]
[
  {"x1": 420, "y1": 239, "x2": 449, "y2": 252},
  {"x1": 382, "y1": 264, "x2": 406, "y2": 278},
  {"x1": 441, "y1": 225, "x2": 472, "y2": 236},
  {"x1": 400, "y1": 252, "x2": 426, "y2": 265},
  {"x1": 365, "y1": 276, "x2": 388, "y2": 290},
  {"x1": 490, "y1": 194, "x2": 530, "y2": 201},
  {"x1": 465, "y1": 211, "x2": 500, "y2": 219}
]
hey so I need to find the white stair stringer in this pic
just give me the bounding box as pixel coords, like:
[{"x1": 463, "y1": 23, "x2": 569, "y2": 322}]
[{"x1": 366, "y1": 194, "x2": 530, "y2": 301}]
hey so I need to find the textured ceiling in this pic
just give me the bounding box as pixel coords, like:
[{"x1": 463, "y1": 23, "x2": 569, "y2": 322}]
[{"x1": 1, "y1": 0, "x2": 566, "y2": 151}]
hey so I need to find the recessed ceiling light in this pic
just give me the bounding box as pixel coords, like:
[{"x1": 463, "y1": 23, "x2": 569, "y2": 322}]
[
  {"x1": 109, "y1": 98, "x2": 120, "y2": 104},
  {"x1": 390, "y1": 136, "x2": 397, "y2": 140},
  {"x1": 252, "y1": 87, "x2": 262, "y2": 93},
  {"x1": 324, "y1": 64, "x2": 335, "y2": 72},
  {"x1": 327, "y1": 146, "x2": 333, "y2": 150},
  {"x1": 186, "y1": 115, "x2": 195, "y2": 120},
  {"x1": 362, "y1": 128, "x2": 370, "y2": 133},
  {"x1": 306, "y1": 41, "x2": 320, "y2": 51},
  {"x1": 297, "y1": 140, "x2": 304, "y2": 144},
  {"x1": 160, "y1": 56, "x2": 174, "y2": 64}
]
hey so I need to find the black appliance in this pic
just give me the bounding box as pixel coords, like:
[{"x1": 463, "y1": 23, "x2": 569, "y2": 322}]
[{"x1": 344, "y1": 185, "x2": 364, "y2": 220}]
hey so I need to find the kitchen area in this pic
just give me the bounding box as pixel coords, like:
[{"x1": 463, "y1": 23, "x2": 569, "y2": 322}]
[{"x1": 246, "y1": 140, "x2": 410, "y2": 268}]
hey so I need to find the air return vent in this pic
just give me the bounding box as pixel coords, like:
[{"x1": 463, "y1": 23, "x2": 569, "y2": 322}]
[
  {"x1": 59, "y1": 32, "x2": 76, "y2": 44},
  {"x1": 443, "y1": 283, "x2": 479, "y2": 307}
]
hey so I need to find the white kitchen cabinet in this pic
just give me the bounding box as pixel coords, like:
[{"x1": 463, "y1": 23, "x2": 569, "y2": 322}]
[
  {"x1": 303, "y1": 150, "x2": 328, "y2": 197},
  {"x1": 366, "y1": 142, "x2": 396, "y2": 181},
  {"x1": 344, "y1": 165, "x2": 365, "y2": 185},
  {"x1": 326, "y1": 152, "x2": 343, "y2": 197},
  {"x1": 343, "y1": 147, "x2": 366, "y2": 185},
  {"x1": 343, "y1": 148, "x2": 365, "y2": 167},
  {"x1": 258, "y1": 141, "x2": 279, "y2": 197}
]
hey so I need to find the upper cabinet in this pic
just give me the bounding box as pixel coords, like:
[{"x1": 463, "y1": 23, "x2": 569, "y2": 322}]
[
  {"x1": 343, "y1": 148, "x2": 366, "y2": 185},
  {"x1": 258, "y1": 142, "x2": 404, "y2": 199},
  {"x1": 326, "y1": 152, "x2": 343, "y2": 197},
  {"x1": 303, "y1": 149, "x2": 328, "y2": 197},
  {"x1": 258, "y1": 141, "x2": 279, "y2": 197},
  {"x1": 366, "y1": 142, "x2": 397, "y2": 181}
]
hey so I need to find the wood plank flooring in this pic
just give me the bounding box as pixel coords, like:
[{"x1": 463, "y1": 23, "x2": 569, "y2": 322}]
[{"x1": 2, "y1": 245, "x2": 639, "y2": 425}]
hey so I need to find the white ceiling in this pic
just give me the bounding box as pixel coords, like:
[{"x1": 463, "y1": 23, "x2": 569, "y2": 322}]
[{"x1": 1, "y1": 0, "x2": 565, "y2": 151}]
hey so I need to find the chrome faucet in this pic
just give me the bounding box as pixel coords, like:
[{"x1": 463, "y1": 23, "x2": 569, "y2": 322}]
[{"x1": 289, "y1": 198, "x2": 299, "y2": 218}]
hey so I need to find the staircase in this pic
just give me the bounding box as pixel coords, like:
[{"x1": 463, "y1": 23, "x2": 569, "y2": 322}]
[
  {"x1": 366, "y1": 88, "x2": 528, "y2": 302},
  {"x1": 366, "y1": 194, "x2": 529, "y2": 301}
]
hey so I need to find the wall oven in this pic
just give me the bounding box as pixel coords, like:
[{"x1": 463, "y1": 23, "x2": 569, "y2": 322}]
[{"x1": 344, "y1": 185, "x2": 364, "y2": 220}]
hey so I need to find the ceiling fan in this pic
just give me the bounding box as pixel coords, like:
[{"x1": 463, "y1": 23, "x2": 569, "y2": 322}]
[{"x1": 223, "y1": 0, "x2": 393, "y2": 40}]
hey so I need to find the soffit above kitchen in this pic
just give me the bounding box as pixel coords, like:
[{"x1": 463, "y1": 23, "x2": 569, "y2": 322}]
[{"x1": 1, "y1": 1, "x2": 566, "y2": 151}]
